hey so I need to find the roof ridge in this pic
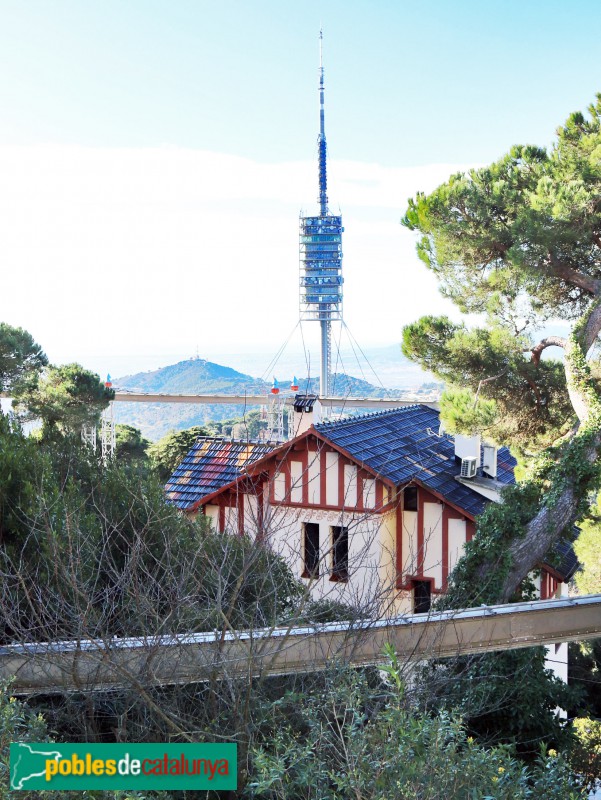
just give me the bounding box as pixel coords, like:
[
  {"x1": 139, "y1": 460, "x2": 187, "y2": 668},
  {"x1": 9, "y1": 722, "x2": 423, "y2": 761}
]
[
  {"x1": 192, "y1": 436, "x2": 280, "y2": 446},
  {"x1": 315, "y1": 403, "x2": 431, "y2": 429}
]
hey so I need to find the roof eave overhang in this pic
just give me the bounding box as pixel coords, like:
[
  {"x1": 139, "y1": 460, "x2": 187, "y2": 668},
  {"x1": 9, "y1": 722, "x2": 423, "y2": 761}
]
[{"x1": 404, "y1": 477, "x2": 478, "y2": 521}]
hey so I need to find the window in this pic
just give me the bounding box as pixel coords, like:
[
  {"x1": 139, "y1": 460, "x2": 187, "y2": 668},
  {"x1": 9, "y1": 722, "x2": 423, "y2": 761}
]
[
  {"x1": 302, "y1": 523, "x2": 320, "y2": 578},
  {"x1": 404, "y1": 486, "x2": 418, "y2": 512},
  {"x1": 412, "y1": 580, "x2": 431, "y2": 614},
  {"x1": 331, "y1": 526, "x2": 349, "y2": 581}
]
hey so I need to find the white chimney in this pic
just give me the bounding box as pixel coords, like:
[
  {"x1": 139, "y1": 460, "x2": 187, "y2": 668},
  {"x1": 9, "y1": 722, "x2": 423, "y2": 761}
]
[
  {"x1": 291, "y1": 394, "x2": 322, "y2": 437},
  {"x1": 482, "y1": 443, "x2": 498, "y2": 479},
  {"x1": 454, "y1": 434, "x2": 481, "y2": 462}
]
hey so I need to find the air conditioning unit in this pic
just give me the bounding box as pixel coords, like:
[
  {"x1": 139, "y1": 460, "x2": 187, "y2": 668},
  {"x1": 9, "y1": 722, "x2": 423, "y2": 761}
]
[{"x1": 460, "y1": 457, "x2": 478, "y2": 478}]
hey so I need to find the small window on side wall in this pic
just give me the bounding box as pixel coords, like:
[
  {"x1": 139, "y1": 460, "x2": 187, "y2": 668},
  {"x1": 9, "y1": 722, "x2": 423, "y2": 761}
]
[
  {"x1": 412, "y1": 579, "x2": 431, "y2": 614},
  {"x1": 404, "y1": 486, "x2": 418, "y2": 512},
  {"x1": 331, "y1": 526, "x2": 349, "y2": 581},
  {"x1": 302, "y1": 522, "x2": 320, "y2": 578}
]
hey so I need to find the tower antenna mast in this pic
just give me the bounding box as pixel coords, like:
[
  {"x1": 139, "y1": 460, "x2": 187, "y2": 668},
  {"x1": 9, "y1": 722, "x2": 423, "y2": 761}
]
[
  {"x1": 318, "y1": 28, "x2": 328, "y2": 216},
  {"x1": 299, "y1": 29, "x2": 344, "y2": 398}
]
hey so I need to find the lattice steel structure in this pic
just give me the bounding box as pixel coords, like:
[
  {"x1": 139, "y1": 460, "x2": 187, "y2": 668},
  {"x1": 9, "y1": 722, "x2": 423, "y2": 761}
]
[
  {"x1": 81, "y1": 424, "x2": 97, "y2": 451},
  {"x1": 266, "y1": 394, "x2": 286, "y2": 442},
  {"x1": 299, "y1": 30, "x2": 343, "y2": 397},
  {"x1": 100, "y1": 401, "x2": 116, "y2": 461}
]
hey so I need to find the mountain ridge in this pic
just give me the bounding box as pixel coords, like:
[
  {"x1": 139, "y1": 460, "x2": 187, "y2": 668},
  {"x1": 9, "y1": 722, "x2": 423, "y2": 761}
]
[{"x1": 113, "y1": 357, "x2": 394, "y2": 440}]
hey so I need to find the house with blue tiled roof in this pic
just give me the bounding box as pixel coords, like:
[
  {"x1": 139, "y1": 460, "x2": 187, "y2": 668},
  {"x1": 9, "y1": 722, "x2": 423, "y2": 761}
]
[{"x1": 167, "y1": 400, "x2": 575, "y2": 620}]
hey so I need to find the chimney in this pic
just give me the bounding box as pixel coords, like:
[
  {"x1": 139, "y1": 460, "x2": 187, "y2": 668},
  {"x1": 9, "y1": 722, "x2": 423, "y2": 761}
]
[
  {"x1": 482, "y1": 443, "x2": 498, "y2": 479},
  {"x1": 291, "y1": 394, "x2": 321, "y2": 437}
]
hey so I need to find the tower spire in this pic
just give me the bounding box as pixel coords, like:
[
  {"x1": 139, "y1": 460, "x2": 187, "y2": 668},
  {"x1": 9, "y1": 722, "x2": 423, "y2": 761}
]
[
  {"x1": 299, "y1": 29, "x2": 343, "y2": 399},
  {"x1": 318, "y1": 28, "x2": 328, "y2": 215}
]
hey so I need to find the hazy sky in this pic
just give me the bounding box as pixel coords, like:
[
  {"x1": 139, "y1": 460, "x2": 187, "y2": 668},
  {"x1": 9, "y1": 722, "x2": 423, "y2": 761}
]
[{"x1": 1, "y1": 0, "x2": 599, "y2": 379}]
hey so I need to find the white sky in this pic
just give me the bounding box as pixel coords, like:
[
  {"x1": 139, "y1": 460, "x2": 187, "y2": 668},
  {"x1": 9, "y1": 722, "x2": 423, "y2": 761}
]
[
  {"x1": 0, "y1": 145, "x2": 469, "y2": 376},
  {"x1": 1, "y1": 1, "x2": 600, "y2": 379}
]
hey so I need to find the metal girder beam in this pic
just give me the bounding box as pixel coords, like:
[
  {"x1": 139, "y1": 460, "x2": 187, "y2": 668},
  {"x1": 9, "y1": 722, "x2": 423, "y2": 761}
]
[
  {"x1": 2, "y1": 595, "x2": 600, "y2": 695},
  {"x1": 112, "y1": 392, "x2": 438, "y2": 411}
]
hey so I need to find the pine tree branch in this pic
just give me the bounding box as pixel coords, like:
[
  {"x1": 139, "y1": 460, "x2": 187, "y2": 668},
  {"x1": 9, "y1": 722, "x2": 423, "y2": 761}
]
[{"x1": 530, "y1": 337, "x2": 567, "y2": 365}]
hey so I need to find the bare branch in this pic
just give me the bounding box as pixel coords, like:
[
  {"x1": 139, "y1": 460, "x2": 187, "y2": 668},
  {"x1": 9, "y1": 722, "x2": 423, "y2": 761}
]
[
  {"x1": 530, "y1": 336, "x2": 567, "y2": 365},
  {"x1": 474, "y1": 369, "x2": 508, "y2": 400}
]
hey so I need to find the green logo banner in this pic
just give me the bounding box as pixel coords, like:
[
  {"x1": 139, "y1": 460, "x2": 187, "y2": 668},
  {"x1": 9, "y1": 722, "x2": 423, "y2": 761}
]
[{"x1": 10, "y1": 742, "x2": 237, "y2": 791}]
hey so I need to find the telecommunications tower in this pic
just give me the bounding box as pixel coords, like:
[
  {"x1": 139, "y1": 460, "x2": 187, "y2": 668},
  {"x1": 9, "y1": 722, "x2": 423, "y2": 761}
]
[{"x1": 299, "y1": 30, "x2": 343, "y2": 397}]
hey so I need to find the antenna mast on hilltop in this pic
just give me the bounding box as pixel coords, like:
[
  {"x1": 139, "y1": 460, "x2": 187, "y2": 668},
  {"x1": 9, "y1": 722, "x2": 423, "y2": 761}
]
[{"x1": 299, "y1": 29, "x2": 344, "y2": 397}]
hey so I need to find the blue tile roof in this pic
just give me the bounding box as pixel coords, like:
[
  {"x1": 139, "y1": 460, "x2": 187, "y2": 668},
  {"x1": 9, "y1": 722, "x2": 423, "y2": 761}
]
[
  {"x1": 315, "y1": 405, "x2": 517, "y2": 517},
  {"x1": 550, "y1": 537, "x2": 579, "y2": 581},
  {"x1": 166, "y1": 438, "x2": 277, "y2": 510}
]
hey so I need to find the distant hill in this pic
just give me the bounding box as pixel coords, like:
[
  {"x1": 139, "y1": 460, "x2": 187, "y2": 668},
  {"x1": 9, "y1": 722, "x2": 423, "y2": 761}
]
[
  {"x1": 116, "y1": 358, "x2": 267, "y2": 395},
  {"x1": 113, "y1": 358, "x2": 392, "y2": 441}
]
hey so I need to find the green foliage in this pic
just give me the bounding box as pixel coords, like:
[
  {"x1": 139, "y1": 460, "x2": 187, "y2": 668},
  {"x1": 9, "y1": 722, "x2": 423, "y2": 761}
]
[
  {"x1": 402, "y1": 316, "x2": 572, "y2": 450},
  {"x1": 148, "y1": 425, "x2": 208, "y2": 481},
  {"x1": 570, "y1": 639, "x2": 601, "y2": 720},
  {"x1": 574, "y1": 492, "x2": 601, "y2": 595},
  {"x1": 439, "y1": 387, "x2": 498, "y2": 436},
  {"x1": 0, "y1": 680, "x2": 143, "y2": 799},
  {"x1": 0, "y1": 323, "x2": 47, "y2": 396},
  {"x1": 248, "y1": 658, "x2": 584, "y2": 799},
  {"x1": 402, "y1": 118, "x2": 601, "y2": 320},
  {"x1": 0, "y1": 413, "x2": 51, "y2": 546},
  {"x1": 570, "y1": 716, "x2": 601, "y2": 794},
  {"x1": 570, "y1": 496, "x2": 601, "y2": 719},
  {"x1": 297, "y1": 598, "x2": 362, "y2": 625},
  {"x1": 402, "y1": 97, "x2": 601, "y2": 451},
  {"x1": 441, "y1": 480, "x2": 543, "y2": 608},
  {"x1": 416, "y1": 647, "x2": 579, "y2": 761},
  {"x1": 0, "y1": 414, "x2": 304, "y2": 640},
  {"x1": 0, "y1": 447, "x2": 303, "y2": 639},
  {"x1": 114, "y1": 424, "x2": 149, "y2": 463},
  {"x1": 15, "y1": 363, "x2": 114, "y2": 438},
  {"x1": 0, "y1": 681, "x2": 49, "y2": 794}
]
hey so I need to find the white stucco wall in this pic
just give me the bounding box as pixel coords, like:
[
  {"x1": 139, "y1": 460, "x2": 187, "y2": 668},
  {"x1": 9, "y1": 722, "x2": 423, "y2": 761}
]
[
  {"x1": 308, "y1": 453, "x2": 320, "y2": 504},
  {"x1": 244, "y1": 494, "x2": 258, "y2": 530},
  {"x1": 290, "y1": 460, "x2": 303, "y2": 503},
  {"x1": 274, "y1": 471, "x2": 286, "y2": 502},
  {"x1": 448, "y1": 518, "x2": 466, "y2": 572},
  {"x1": 401, "y1": 509, "x2": 418, "y2": 576},
  {"x1": 363, "y1": 478, "x2": 375, "y2": 509},
  {"x1": 205, "y1": 504, "x2": 219, "y2": 530},
  {"x1": 343, "y1": 465, "x2": 357, "y2": 507},
  {"x1": 326, "y1": 452, "x2": 338, "y2": 505},
  {"x1": 261, "y1": 504, "x2": 385, "y2": 608},
  {"x1": 224, "y1": 505, "x2": 237, "y2": 533},
  {"x1": 423, "y1": 502, "x2": 443, "y2": 589}
]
